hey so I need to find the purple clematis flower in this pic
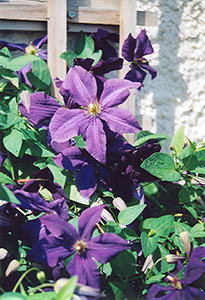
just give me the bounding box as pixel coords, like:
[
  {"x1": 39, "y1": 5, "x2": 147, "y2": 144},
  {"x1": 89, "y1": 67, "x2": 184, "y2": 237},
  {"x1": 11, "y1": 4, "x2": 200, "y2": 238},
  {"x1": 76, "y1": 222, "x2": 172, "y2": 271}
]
[
  {"x1": 0, "y1": 35, "x2": 47, "y2": 60},
  {"x1": 0, "y1": 35, "x2": 47, "y2": 86},
  {"x1": 49, "y1": 66, "x2": 142, "y2": 164},
  {"x1": 147, "y1": 247, "x2": 205, "y2": 300},
  {"x1": 91, "y1": 28, "x2": 119, "y2": 60},
  {"x1": 122, "y1": 30, "x2": 157, "y2": 84},
  {"x1": 54, "y1": 132, "x2": 132, "y2": 199},
  {"x1": 27, "y1": 205, "x2": 130, "y2": 288}
]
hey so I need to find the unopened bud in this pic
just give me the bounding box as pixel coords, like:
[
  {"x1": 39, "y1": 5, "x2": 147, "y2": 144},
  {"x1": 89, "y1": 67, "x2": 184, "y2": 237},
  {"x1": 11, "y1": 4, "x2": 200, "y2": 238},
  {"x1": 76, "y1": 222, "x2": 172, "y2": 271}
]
[
  {"x1": 36, "y1": 270, "x2": 46, "y2": 283},
  {"x1": 113, "y1": 197, "x2": 127, "y2": 211},
  {"x1": 5, "y1": 259, "x2": 20, "y2": 277},
  {"x1": 165, "y1": 254, "x2": 185, "y2": 263},
  {"x1": 141, "y1": 254, "x2": 154, "y2": 274},
  {"x1": 54, "y1": 278, "x2": 69, "y2": 293},
  {"x1": 0, "y1": 248, "x2": 8, "y2": 260},
  {"x1": 101, "y1": 209, "x2": 115, "y2": 223},
  {"x1": 180, "y1": 231, "x2": 190, "y2": 258}
]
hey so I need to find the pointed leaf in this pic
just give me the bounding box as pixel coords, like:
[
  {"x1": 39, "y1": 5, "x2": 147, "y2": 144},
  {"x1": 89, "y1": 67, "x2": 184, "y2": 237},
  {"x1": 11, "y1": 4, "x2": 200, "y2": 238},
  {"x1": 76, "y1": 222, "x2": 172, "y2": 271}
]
[
  {"x1": 170, "y1": 125, "x2": 184, "y2": 154},
  {"x1": 141, "y1": 153, "x2": 181, "y2": 182},
  {"x1": 118, "y1": 204, "x2": 146, "y2": 225}
]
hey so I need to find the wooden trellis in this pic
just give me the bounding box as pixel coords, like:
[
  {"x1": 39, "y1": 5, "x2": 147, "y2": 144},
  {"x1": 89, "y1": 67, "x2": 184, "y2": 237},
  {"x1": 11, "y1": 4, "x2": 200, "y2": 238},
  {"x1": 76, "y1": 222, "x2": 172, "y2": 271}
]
[{"x1": 0, "y1": 0, "x2": 157, "y2": 140}]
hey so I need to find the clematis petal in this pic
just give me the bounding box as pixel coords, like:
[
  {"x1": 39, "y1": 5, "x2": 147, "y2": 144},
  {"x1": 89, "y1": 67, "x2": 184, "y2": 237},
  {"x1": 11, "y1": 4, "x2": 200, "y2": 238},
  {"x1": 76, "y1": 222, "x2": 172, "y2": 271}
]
[
  {"x1": 87, "y1": 233, "x2": 130, "y2": 264},
  {"x1": 40, "y1": 214, "x2": 78, "y2": 244},
  {"x1": 85, "y1": 117, "x2": 106, "y2": 164},
  {"x1": 61, "y1": 66, "x2": 97, "y2": 107},
  {"x1": 141, "y1": 62, "x2": 157, "y2": 80},
  {"x1": 100, "y1": 107, "x2": 141, "y2": 134},
  {"x1": 54, "y1": 146, "x2": 86, "y2": 171},
  {"x1": 122, "y1": 33, "x2": 136, "y2": 62},
  {"x1": 27, "y1": 235, "x2": 73, "y2": 267},
  {"x1": 185, "y1": 286, "x2": 205, "y2": 300},
  {"x1": 0, "y1": 41, "x2": 27, "y2": 52},
  {"x1": 78, "y1": 205, "x2": 105, "y2": 241},
  {"x1": 33, "y1": 35, "x2": 48, "y2": 49},
  {"x1": 124, "y1": 64, "x2": 147, "y2": 83},
  {"x1": 93, "y1": 57, "x2": 123, "y2": 76},
  {"x1": 190, "y1": 246, "x2": 205, "y2": 260},
  {"x1": 19, "y1": 92, "x2": 62, "y2": 126},
  {"x1": 67, "y1": 253, "x2": 100, "y2": 288},
  {"x1": 49, "y1": 107, "x2": 88, "y2": 143},
  {"x1": 134, "y1": 29, "x2": 154, "y2": 58},
  {"x1": 14, "y1": 190, "x2": 50, "y2": 212},
  {"x1": 184, "y1": 257, "x2": 205, "y2": 284},
  {"x1": 99, "y1": 78, "x2": 141, "y2": 108},
  {"x1": 147, "y1": 284, "x2": 177, "y2": 300},
  {"x1": 76, "y1": 163, "x2": 98, "y2": 199}
]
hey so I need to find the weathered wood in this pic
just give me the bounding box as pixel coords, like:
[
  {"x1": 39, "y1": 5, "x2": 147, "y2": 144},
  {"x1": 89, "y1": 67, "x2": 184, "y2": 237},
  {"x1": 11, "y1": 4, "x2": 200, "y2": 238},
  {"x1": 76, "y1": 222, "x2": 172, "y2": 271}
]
[
  {"x1": 137, "y1": 11, "x2": 158, "y2": 26},
  {"x1": 119, "y1": 0, "x2": 136, "y2": 144},
  {"x1": 47, "y1": 0, "x2": 67, "y2": 102},
  {"x1": 0, "y1": 20, "x2": 47, "y2": 31},
  {"x1": 0, "y1": 2, "x2": 47, "y2": 21},
  {"x1": 67, "y1": 7, "x2": 119, "y2": 25}
]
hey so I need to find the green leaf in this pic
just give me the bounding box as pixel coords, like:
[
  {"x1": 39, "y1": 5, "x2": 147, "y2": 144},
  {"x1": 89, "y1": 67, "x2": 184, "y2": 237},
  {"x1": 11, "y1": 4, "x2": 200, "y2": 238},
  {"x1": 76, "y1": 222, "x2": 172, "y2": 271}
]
[
  {"x1": 179, "y1": 186, "x2": 203, "y2": 203},
  {"x1": 109, "y1": 282, "x2": 135, "y2": 300},
  {"x1": 7, "y1": 55, "x2": 41, "y2": 72},
  {"x1": 151, "y1": 215, "x2": 174, "y2": 236},
  {"x1": 0, "y1": 184, "x2": 20, "y2": 204},
  {"x1": 141, "y1": 231, "x2": 158, "y2": 256},
  {"x1": 110, "y1": 250, "x2": 136, "y2": 278},
  {"x1": 184, "y1": 204, "x2": 198, "y2": 219},
  {"x1": 141, "y1": 153, "x2": 181, "y2": 182},
  {"x1": 0, "y1": 47, "x2": 11, "y2": 67},
  {"x1": 27, "y1": 292, "x2": 56, "y2": 300},
  {"x1": 27, "y1": 59, "x2": 51, "y2": 91},
  {"x1": 65, "y1": 183, "x2": 89, "y2": 205},
  {"x1": 46, "y1": 159, "x2": 66, "y2": 188},
  {"x1": 191, "y1": 223, "x2": 205, "y2": 238},
  {"x1": 60, "y1": 51, "x2": 76, "y2": 66},
  {"x1": 56, "y1": 275, "x2": 77, "y2": 300},
  {"x1": 3, "y1": 129, "x2": 23, "y2": 157},
  {"x1": 0, "y1": 172, "x2": 16, "y2": 185},
  {"x1": 74, "y1": 134, "x2": 86, "y2": 149},
  {"x1": 145, "y1": 274, "x2": 165, "y2": 284},
  {"x1": 0, "y1": 292, "x2": 27, "y2": 300},
  {"x1": 133, "y1": 132, "x2": 170, "y2": 147},
  {"x1": 118, "y1": 204, "x2": 146, "y2": 225},
  {"x1": 0, "y1": 68, "x2": 19, "y2": 88},
  {"x1": 170, "y1": 125, "x2": 184, "y2": 154}
]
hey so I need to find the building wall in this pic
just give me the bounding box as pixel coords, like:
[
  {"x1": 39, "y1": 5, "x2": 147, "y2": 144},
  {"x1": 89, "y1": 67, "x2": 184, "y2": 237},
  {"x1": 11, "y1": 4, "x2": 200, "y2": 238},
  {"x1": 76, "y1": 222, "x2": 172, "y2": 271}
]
[{"x1": 135, "y1": 0, "x2": 205, "y2": 148}]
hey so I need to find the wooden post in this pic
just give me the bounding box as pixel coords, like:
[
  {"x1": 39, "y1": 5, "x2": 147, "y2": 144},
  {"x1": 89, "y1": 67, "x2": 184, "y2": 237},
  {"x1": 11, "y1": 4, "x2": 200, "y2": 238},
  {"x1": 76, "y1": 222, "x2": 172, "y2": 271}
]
[
  {"x1": 47, "y1": 0, "x2": 67, "y2": 102},
  {"x1": 119, "y1": 0, "x2": 137, "y2": 144}
]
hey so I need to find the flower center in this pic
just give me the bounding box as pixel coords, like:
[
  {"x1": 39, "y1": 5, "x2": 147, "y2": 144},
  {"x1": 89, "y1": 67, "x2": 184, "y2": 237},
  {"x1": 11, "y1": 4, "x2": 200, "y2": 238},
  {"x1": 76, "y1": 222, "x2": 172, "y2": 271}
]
[
  {"x1": 74, "y1": 240, "x2": 86, "y2": 255},
  {"x1": 88, "y1": 102, "x2": 101, "y2": 116},
  {"x1": 167, "y1": 275, "x2": 183, "y2": 290},
  {"x1": 133, "y1": 58, "x2": 147, "y2": 65},
  {"x1": 25, "y1": 42, "x2": 38, "y2": 55}
]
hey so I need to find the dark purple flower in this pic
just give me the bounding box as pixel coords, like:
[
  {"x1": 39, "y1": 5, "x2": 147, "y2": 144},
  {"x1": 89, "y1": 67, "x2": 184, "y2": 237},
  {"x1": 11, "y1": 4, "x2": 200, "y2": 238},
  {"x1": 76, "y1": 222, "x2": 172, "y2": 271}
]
[
  {"x1": 91, "y1": 28, "x2": 119, "y2": 60},
  {"x1": 147, "y1": 247, "x2": 205, "y2": 300},
  {"x1": 0, "y1": 35, "x2": 47, "y2": 60},
  {"x1": 107, "y1": 139, "x2": 161, "y2": 201},
  {"x1": 27, "y1": 205, "x2": 130, "y2": 288},
  {"x1": 122, "y1": 30, "x2": 157, "y2": 84},
  {"x1": 54, "y1": 133, "x2": 132, "y2": 199},
  {"x1": 0, "y1": 151, "x2": 7, "y2": 167},
  {"x1": 73, "y1": 57, "x2": 123, "y2": 97},
  {"x1": 49, "y1": 66, "x2": 142, "y2": 164}
]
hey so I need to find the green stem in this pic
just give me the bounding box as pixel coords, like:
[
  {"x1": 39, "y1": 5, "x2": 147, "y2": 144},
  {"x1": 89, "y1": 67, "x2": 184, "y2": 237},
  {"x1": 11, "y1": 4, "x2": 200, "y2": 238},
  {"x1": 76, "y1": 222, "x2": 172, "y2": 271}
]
[
  {"x1": 7, "y1": 151, "x2": 15, "y2": 181},
  {"x1": 12, "y1": 267, "x2": 40, "y2": 292},
  {"x1": 27, "y1": 283, "x2": 54, "y2": 294},
  {"x1": 145, "y1": 257, "x2": 165, "y2": 279},
  {"x1": 0, "y1": 286, "x2": 5, "y2": 294}
]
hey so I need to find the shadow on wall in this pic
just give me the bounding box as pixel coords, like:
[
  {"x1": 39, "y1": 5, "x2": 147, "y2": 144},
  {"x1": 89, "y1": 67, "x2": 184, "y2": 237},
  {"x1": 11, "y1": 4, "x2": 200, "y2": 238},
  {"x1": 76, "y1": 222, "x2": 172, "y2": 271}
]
[{"x1": 136, "y1": 0, "x2": 188, "y2": 149}]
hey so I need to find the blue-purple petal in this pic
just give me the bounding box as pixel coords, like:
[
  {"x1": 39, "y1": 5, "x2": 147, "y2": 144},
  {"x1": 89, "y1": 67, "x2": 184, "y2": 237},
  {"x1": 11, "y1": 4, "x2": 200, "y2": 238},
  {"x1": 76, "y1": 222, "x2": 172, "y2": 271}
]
[
  {"x1": 87, "y1": 233, "x2": 130, "y2": 264},
  {"x1": 78, "y1": 205, "x2": 105, "y2": 241},
  {"x1": 76, "y1": 163, "x2": 98, "y2": 199}
]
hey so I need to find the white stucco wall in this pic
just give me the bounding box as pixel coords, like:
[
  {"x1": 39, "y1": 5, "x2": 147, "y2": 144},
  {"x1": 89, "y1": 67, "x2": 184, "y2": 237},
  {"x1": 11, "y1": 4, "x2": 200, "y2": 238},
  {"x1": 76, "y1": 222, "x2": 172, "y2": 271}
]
[{"x1": 135, "y1": 0, "x2": 205, "y2": 149}]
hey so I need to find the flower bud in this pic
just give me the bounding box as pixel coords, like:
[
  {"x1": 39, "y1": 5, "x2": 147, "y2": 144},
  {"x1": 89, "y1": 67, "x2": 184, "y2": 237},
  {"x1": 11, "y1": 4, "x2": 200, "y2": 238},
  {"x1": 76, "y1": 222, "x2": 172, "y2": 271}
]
[
  {"x1": 180, "y1": 231, "x2": 190, "y2": 258},
  {"x1": 54, "y1": 278, "x2": 69, "y2": 293},
  {"x1": 165, "y1": 254, "x2": 185, "y2": 263},
  {"x1": 101, "y1": 209, "x2": 115, "y2": 223},
  {"x1": 0, "y1": 248, "x2": 8, "y2": 260},
  {"x1": 141, "y1": 254, "x2": 154, "y2": 274},
  {"x1": 5, "y1": 259, "x2": 20, "y2": 277},
  {"x1": 36, "y1": 270, "x2": 46, "y2": 283},
  {"x1": 113, "y1": 197, "x2": 127, "y2": 211}
]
